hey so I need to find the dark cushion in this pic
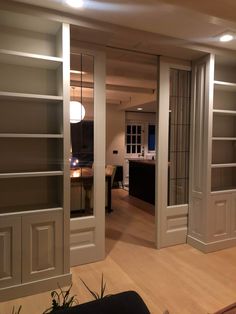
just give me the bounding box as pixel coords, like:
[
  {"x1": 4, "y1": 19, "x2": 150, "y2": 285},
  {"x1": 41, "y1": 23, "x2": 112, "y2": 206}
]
[
  {"x1": 56, "y1": 291, "x2": 150, "y2": 314},
  {"x1": 213, "y1": 302, "x2": 236, "y2": 314}
]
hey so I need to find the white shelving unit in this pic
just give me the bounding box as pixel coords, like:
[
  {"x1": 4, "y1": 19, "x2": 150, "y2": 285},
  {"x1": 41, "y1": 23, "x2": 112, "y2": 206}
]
[
  {"x1": 0, "y1": 8, "x2": 71, "y2": 301},
  {"x1": 0, "y1": 171, "x2": 64, "y2": 178},
  {"x1": 211, "y1": 65, "x2": 236, "y2": 247},
  {"x1": 214, "y1": 80, "x2": 236, "y2": 91},
  {"x1": 211, "y1": 163, "x2": 236, "y2": 168},
  {"x1": 0, "y1": 134, "x2": 63, "y2": 138},
  {"x1": 0, "y1": 49, "x2": 63, "y2": 69},
  {"x1": 213, "y1": 137, "x2": 236, "y2": 141},
  {"x1": 0, "y1": 91, "x2": 63, "y2": 101},
  {"x1": 212, "y1": 66, "x2": 236, "y2": 192},
  {"x1": 213, "y1": 109, "x2": 236, "y2": 116},
  {"x1": 189, "y1": 53, "x2": 236, "y2": 253}
]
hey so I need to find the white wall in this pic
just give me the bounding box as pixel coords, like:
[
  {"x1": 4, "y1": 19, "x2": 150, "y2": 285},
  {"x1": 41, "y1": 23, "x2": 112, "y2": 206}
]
[
  {"x1": 106, "y1": 104, "x2": 125, "y2": 167},
  {"x1": 126, "y1": 111, "x2": 156, "y2": 158},
  {"x1": 125, "y1": 111, "x2": 156, "y2": 122},
  {"x1": 80, "y1": 102, "x2": 125, "y2": 167}
]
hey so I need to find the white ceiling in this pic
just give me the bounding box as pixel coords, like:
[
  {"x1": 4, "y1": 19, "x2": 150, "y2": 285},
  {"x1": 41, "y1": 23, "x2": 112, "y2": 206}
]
[
  {"x1": 11, "y1": 0, "x2": 236, "y2": 112},
  {"x1": 13, "y1": 0, "x2": 236, "y2": 52},
  {"x1": 71, "y1": 48, "x2": 157, "y2": 112}
]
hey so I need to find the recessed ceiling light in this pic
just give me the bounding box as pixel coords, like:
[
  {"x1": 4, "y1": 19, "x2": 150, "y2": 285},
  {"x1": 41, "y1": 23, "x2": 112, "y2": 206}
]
[
  {"x1": 66, "y1": 0, "x2": 84, "y2": 8},
  {"x1": 137, "y1": 107, "x2": 143, "y2": 111},
  {"x1": 219, "y1": 33, "x2": 234, "y2": 42},
  {"x1": 70, "y1": 70, "x2": 86, "y2": 75}
]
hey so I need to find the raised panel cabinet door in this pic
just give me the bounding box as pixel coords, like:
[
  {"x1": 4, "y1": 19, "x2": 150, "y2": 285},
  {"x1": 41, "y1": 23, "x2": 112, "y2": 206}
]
[
  {"x1": 231, "y1": 193, "x2": 236, "y2": 237},
  {"x1": 21, "y1": 210, "x2": 63, "y2": 283},
  {"x1": 209, "y1": 194, "x2": 231, "y2": 241},
  {"x1": 0, "y1": 215, "x2": 21, "y2": 289}
]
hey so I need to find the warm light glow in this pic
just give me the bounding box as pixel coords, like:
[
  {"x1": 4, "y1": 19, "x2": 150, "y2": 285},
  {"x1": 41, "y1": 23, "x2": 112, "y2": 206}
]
[
  {"x1": 70, "y1": 101, "x2": 85, "y2": 123},
  {"x1": 70, "y1": 70, "x2": 86, "y2": 75},
  {"x1": 71, "y1": 170, "x2": 81, "y2": 178},
  {"x1": 70, "y1": 157, "x2": 80, "y2": 168},
  {"x1": 219, "y1": 33, "x2": 234, "y2": 42},
  {"x1": 137, "y1": 107, "x2": 143, "y2": 111},
  {"x1": 66, "y1": 0, "x2": 84, "y2": 8}
]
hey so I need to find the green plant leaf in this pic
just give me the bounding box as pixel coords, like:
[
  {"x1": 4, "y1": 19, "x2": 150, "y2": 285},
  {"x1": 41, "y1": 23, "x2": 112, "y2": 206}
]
[
  {"x1": 100, "y1": 274, "x2": 106, "y2": 298},
  {"x1": 43, "y1": 283, "x2": 77, "y2": 313},
  {"x1": 80, "y1": 273, "x2": 112, "y2": 300},
  {"x1": 80, "y1": 278, "x2": 100, "y2": 300},
  {"x1": 11, "y1": 305, "x2": 22, "y2": 314}
]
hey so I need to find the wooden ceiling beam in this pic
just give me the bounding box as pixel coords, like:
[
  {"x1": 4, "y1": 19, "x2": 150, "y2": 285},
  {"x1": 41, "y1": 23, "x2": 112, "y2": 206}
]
[{"x1": 71, "y1": 80, "x2": 155, "y2": 95}]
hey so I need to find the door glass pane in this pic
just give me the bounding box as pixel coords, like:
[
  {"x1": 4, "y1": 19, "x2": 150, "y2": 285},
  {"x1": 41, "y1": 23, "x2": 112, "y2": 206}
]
[
  {"x1": 70, "y1": 53, "x2": 94, "y2": 217},
  {"x1": 168, "y1": 69, "x2": 191, "y2": 206}
]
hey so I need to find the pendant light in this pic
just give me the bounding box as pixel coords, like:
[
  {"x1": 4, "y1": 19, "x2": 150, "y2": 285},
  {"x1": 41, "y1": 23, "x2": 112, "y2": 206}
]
[{"x1": 70, "y1": 86, "x2": 85, "y2": 123}]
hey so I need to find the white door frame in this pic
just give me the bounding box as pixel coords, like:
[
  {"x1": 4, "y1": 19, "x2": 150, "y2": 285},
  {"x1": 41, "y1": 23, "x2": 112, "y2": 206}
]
[
  {"x1": 70, "y1": 45, "x2": 106, "y2": 265},
  {"x1": 156, "y1": 56, "x2": 191, "y2": 249}
]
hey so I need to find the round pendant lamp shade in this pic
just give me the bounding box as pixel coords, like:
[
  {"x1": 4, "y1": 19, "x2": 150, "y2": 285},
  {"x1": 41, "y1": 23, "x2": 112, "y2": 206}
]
[{"x1": 70, "y1": 100, "x2": 85, "y2": 123}]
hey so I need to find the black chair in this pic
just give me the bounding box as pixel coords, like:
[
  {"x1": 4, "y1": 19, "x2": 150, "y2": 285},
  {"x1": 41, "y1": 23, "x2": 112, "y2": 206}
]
[{"x1": 113, "y1": 165, "x2": 123, "y2": 188}]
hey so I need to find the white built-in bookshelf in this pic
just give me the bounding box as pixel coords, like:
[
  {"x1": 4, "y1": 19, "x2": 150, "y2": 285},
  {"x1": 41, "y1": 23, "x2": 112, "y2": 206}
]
[
  {"x1": 0, "y1": 8, "x2": 71, "y2": 300},
  {"x1": 189, "y1": 53, "x2": 236, "y2": 253},
  {"x1": 212, "y1": 62, "x2": 236, "y2": 192}
]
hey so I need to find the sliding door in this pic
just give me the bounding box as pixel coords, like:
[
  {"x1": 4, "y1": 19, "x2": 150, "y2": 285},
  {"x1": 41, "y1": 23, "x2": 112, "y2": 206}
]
[
  {"x1": 69, "y1": 45, "x2": 106, "y2": 265},
  {"x1": 156, "y1": 57, "x2": 191, "y2": 248}
]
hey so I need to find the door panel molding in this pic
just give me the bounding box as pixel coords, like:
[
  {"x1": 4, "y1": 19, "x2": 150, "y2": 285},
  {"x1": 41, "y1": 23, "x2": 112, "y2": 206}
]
[{"x1": 0, "y1": 215, "x2": 21, "y2": 288}]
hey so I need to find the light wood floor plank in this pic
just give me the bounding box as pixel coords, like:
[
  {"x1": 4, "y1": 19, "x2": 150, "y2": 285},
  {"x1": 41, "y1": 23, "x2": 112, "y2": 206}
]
[{"x1": 1, "y1": 189, "x2": 236, "y2": 313}]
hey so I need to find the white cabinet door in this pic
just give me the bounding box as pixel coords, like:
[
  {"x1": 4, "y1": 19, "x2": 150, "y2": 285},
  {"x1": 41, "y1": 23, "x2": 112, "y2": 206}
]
[
  {"x1": 209, "y1": 194, "x2": 231, "y2": 241},
  {"x1": 231, "y1": 192, "x2": 236, "y2": 237},
  {"x1": 22, "y1": 210, "x2": 63, "y2": 283},
  {"x1": 0, "y1": 215, "x2": 21, "y2": 288}
]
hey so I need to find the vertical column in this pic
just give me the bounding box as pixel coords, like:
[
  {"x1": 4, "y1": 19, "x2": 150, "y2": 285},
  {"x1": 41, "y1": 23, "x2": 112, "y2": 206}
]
[{"x1": 62, "y1": 23, "x2": 71, "y2": 273}]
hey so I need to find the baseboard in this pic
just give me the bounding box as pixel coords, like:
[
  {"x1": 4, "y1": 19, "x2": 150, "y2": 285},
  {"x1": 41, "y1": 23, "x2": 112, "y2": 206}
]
[
  {"x1": 0, "y1": 273, "x2": 72, "y2": 302},
  {"x1": 187, "y1": 235, "x2": 236, "y2": 253}
]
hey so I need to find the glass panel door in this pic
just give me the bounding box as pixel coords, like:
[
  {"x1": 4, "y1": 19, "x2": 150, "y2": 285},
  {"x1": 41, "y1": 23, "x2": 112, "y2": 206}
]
[
  {"x1": 70, "y1": 53, "x2": 95, "y2": 218},
  {"x1": 168, "y1": 69, "x2": 191, "y2": 206},
  {"x1": 69, "y1": 46, "x2": 106, "y2": 266}
]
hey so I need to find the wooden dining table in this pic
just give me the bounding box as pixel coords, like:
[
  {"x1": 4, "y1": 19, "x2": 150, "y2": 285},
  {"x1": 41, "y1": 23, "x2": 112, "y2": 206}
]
[{"x1": 70, "y1": 167, "x2": 112, "y2": 215}]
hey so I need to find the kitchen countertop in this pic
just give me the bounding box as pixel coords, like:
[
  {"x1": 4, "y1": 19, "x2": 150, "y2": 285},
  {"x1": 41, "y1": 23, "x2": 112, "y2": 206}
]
[{"x1": 129, "y1": 159, "x2": 155, "y2": 165}]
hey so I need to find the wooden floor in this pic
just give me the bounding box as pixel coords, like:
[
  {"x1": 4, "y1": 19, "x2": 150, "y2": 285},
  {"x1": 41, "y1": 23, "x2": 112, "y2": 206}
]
[{"x1": 2, "y1": 189, "x2": 236, "y2": 313}]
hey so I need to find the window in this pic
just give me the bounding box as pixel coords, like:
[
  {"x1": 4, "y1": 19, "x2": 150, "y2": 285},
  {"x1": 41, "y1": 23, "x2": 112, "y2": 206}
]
[
  {"x1": 148, "y1": 124, "x2": 155, "y2": 151},
  {"x1": 71, "y1": 120, "x2": 94, "y2": 167},
  {"x1": 126, "y1": 123, "x2": 142, "y2": 154}
]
